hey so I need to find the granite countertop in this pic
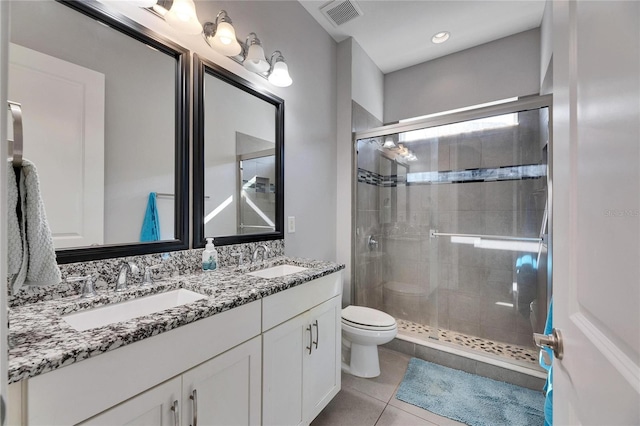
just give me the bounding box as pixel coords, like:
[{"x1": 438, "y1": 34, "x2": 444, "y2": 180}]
[{"x1": 8, "y1": 256, "x2": 344, "y2": 384}]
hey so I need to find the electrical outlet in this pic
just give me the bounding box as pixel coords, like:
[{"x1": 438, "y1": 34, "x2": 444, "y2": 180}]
[{"x1": 287, "y1": 216, "x2": 295, "y2": 233}]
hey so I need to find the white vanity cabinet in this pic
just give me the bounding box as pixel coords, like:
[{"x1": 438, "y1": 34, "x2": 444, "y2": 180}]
[
  {"x1": 262, "y1": 273, "x2": 342, "y2": 426},
  {"x1": 181, "y1": 336, "x2": 261, "y2": 426},
  {"x1": 78, "y1": 337, "x2": 261, "y2": 426},
  {"x1": 8, "y1": 270, "x2": 343, "y2": 426},
  {"x1": 10, "y1": 301, "x2": 262, "y2": 426}
]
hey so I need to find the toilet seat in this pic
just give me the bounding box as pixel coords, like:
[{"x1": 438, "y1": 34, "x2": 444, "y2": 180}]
[{"x1": 342, "y1": 306, "x2": 397, "y2": 331}]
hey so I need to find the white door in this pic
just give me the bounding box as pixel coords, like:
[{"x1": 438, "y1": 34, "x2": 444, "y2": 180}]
[
  {"x1": 552, "y1": 1, "x2": 640, "y2": 424},
  {"x1": 8, "y1": 43, "x2": 104, "y2": 249},
  {"x1": 181, "y1": 336, "x2": 261, "y2": 426},
  {"x1": 262, "y1": 312, "x2": 305, "y2": 426},
  {"x1": 304, "y1": 296, "x2": 341, "y2": 423}
]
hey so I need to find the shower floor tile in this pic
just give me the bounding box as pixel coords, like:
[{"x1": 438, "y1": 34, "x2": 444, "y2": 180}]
[{"x1": 396, "y1": 319, "x2": 539, "y2": 367}]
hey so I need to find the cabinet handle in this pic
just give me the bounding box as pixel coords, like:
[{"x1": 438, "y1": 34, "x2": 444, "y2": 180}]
[
  {"x1": 170, "y1": 400, "x2": 179, "y2": 426},
  {"x1": 312, "y1": 320, "x2": 319, "y2": 349},
  {"x1": 306, "y1": 324, "x2": 313, "y2": 354},
  {"x1": 190, "y1": 389, "x2": 198, "y2": 426}
]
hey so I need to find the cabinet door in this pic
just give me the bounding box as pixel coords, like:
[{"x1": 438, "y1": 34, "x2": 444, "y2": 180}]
[
  {"x1": 79, "y1": 377, "x2": 181, "y2": 426},
  {"x1": 304, "y1": 296, "x2": 341, "y2": 422},
  {"x1": 262, "y1": 313, "x2": 306, "y2": 426},
  {"x1": 181, "y1": 336, "x2": 261, "y2": 426}
]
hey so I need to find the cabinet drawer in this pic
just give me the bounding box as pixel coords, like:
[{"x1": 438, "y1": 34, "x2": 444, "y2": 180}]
[{"x1": 262, "y1": 272, "x2": 342, "y2": 331}]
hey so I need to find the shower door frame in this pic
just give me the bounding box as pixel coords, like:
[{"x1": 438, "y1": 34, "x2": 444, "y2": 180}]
[{"x1": 351, "y1": 93, "x2": 553, "y2": 319}]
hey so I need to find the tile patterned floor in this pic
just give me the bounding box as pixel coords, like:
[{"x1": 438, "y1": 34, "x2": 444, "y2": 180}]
[
  {"x1": 396, "y1": 319, "x2": 539, "y2": 366},
  {"x1": 311, "y1": 347, "x2": 465, "y2": 426}
]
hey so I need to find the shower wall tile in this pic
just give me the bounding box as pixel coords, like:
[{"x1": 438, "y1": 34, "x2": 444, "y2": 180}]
[
  {"x1": 449, "y1": 137, "x2": 482, "y2": 170},
  {"x1": 414, "y1": 344, "x2": 478, "y2": 375},
  {"x1": 451, "y1": 211, "x2": 485, "y2": 235},
  {"x1": 456, "y1": 182, "x2": 486, "y2": 211},
  {"x1": 383, "y1": 339, "x2": 416, "y2": 358},
  {"x1": 481, "y1": 130, "x2": 518, "y2": 168},
  {"x1": 357, "y1": 141, "x2": 378, "y2": 173},
  {"x1": 474, "y1": 362, "x2": 544, "y2": 391},
  {"x1": 479, "y1": 325, "x2": 516, "y2": 345},
  {"x1": 457, "y1": 244, "x2": 486, "y2": 268},
  {"x1": 480, "y1": 303, "x2": 518, "y2": 331},
  {"x1": 485, "y1": 210, "x2": 517, "y2": 236},
  {"x1": 448, "y1": 293, "x2": 480, "y2": 324},
  {"x1": 386, "y1": 258, "x2": 420, "y2": 285},
  {"x1": 457, "y1": 266, "x2": 489, "y2": 294},
  {"x1": 448, "y1": 318, "x2": 481, "y2": 337},
  {"x1": 484, "y1": 180, "x2": 518, "y2": 211},
  {"x1": 484, "y1": 250, "x2": 516, "y2": 270},
  {"x1": 484, "y1": 279, "x2": 514, "y2": 302},
  {"x1": 357, "y1": 182, "x2": 378, "y2": 211}
]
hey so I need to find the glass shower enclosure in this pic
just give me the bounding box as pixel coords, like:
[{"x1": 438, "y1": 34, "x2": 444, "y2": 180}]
[{"x1": 353, "y1": 96, "x2": 551, "y2": 368}]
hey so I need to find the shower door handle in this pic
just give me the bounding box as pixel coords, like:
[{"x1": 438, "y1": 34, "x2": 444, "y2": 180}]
[{"x1": 533, "y1": 328, "x2": 564, "y2": 360}]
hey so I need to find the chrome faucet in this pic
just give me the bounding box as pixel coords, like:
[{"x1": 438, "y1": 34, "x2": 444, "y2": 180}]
[
  {"x1": 115, "y1": 262, "x2": 139, "y2": 292},
  {"x1": 252, "y1": 245, "x2": 270, "y2": 262},
  {"x1": 67, "y1": 275, "x2": 98, "y2": 298}
]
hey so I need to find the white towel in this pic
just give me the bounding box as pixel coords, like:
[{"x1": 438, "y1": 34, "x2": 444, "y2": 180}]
[{"x1": 7, "y1": 159, "x2": 61, "y2": 293}]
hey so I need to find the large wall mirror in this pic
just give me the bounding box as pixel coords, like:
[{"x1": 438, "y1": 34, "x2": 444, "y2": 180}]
[
  {"x1": 8, "y1": 0, "x2": 189, "y2": 263},
  {"x1": 193, "y1": 55, "x2": 284, "y2": 247}
]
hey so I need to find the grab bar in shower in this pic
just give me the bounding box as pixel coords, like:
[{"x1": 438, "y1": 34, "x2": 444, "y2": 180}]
[{"x1": 430, "y1": 230, "x2": 543, "y2": 243}]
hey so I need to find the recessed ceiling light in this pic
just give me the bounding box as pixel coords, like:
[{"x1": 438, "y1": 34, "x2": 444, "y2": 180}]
[{"x1": 432, "y1": 31, "x2": 450, "y2": 44}]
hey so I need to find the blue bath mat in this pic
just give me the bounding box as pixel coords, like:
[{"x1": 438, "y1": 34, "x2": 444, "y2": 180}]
[{"x1": 396, "y1": 358, "x2": 545, "y2": 426}]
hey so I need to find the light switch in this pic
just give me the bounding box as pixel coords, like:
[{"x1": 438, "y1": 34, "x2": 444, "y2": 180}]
[{"x1": 287, "y1": 216, "x2": 295, "y2": 233}]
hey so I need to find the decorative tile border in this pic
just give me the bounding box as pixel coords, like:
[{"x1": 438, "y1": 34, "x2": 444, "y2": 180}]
[
  {"x1": 357, "y1": 164, "x2": 545, "y2": 188},
  {"x1": 396, "y1": 318, "x2": 539, "y2": 366},
  {"x1": 8, "y1": 240, "x2": 284, "y2": 307}
]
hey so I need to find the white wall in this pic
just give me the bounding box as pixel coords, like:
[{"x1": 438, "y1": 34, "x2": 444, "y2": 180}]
[
  {"x1": 335, "y1": 38, "x2": 384, "y2": 306},
  {"x1": 540, "y1": 1, "x2": 553, "y2": 94},
  {"x1": 101, "y1": 0, "x2": 338, "y2": 260},
  {"x1": 336, "y1": 39, "x2": 353, "y2": 306},
  {"x1": 351, "y1": 39, "x2": 384, "y2": 123},
  {"x1": 384, "y1": 28, "x2": 541, "y2": 122}
]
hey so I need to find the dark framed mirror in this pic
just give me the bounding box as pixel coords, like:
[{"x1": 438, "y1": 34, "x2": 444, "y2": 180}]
[
  {"x1": 193, "y1": 54, "x2": 284, "y2": 248},
  {"x1": 8, "y1": 0, "x2": 189, "y2": 263}
]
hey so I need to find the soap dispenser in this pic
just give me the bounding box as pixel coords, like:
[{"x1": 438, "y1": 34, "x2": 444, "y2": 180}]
[{"x1": 202, "y1": 238, "x2": 218, "y2": 271}]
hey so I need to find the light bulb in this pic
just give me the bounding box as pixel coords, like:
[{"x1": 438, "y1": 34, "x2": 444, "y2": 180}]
[
  {"x1": 268, "y1": 61, "x2": 292, "y2": 87},
  {"x1": 165, "y1": 0, "x2": 202, "y2": 35},
  {"x1": 244, "y1": 43, "x2": 269, "y2": 73},
  {"x1": 208, "y1": 21, "x2": 242, "y2": 56}
]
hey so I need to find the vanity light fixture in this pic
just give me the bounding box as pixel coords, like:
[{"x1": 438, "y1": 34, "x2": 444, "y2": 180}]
[
  {"x1": 267, "y1": 51, "x2": 292, "y2": 87},
  {"x1": 382, "y1": 137, "x2": 396, "y2": 149},
  {"x1": 164, "y1": 0, "x2": 202, "y2": 35},
  {"x1": 243, "y1": 33, "x2": 270, "y2": 73},
  {"x1": 202, "y1": 10, "x2": 242, "y2": 56},
  {"x1": 431, "y1": 31, "x2": 450, "y2": 44},
  {"x1": 131, "y1": 0, "x2": 158, "y2": 7}
]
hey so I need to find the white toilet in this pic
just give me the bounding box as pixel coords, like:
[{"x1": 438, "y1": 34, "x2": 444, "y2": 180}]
[{"x1": 341, "y1": 306, "x2": 398, "y2": 378}]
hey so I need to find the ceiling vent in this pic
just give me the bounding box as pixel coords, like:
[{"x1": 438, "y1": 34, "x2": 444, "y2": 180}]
[{"x1": 320, "y1": 0, "x2": 364, "y2": 27}]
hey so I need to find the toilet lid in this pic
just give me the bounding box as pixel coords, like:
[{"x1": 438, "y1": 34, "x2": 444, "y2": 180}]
[{"x1": 342, "y1": 306, "x2": 396, "y2": 328}]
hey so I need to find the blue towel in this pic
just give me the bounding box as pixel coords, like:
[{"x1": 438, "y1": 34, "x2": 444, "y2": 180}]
[
  {"x1": 540, "y1": 298, "x2": 553, "y2": 426},
  {"x1": 140, "y1": 192, "x2": 161, "y2": 242}
]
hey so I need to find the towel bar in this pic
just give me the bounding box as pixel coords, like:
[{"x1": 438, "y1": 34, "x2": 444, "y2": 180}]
[{"x1": 7, "y1": 101, "x2": 23, "y2": 166}]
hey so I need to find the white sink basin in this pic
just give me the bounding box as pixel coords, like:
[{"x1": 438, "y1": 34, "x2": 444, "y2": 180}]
[
  {"x1": 247, "y1": 264, "x2": 308, "y2": 279},
  {"x1": 63, "y1": 289, "x2": 207, "y2": 331}
]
